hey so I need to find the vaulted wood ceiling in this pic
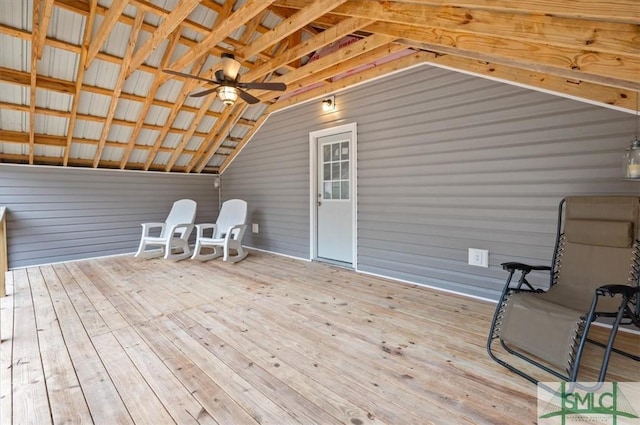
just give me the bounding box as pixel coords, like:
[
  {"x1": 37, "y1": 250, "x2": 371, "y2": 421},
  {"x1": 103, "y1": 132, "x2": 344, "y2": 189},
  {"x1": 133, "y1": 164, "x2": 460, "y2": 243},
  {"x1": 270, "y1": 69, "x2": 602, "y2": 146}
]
[{"x1": 0, "y1": 0, "x2": 637, "y2": 174}]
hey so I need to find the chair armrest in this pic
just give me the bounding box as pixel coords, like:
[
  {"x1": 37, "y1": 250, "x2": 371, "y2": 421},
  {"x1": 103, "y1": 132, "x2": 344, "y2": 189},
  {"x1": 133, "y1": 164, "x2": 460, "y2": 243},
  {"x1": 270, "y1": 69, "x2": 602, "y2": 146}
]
[
  {"x1": 501, "y1": 262, "x2": 550, "y2": 292},
  {"x1": 501, "y1": 262, "x2": 551, "y2": 273},
  {"x1": 225, "y1": 224, "x2": 247, "y2": 241},
  {"x1": 141, "y1": 222, "x2": 165, "y2": 236},
  {"x1": 167, "y1": 222, "x2": 195, "y2": 238},
  {"x1": 596, "y1": 284, "x2": 640, "y2": 298},
  {"x1": 195, "y1": 223, "x2": 217, "y2": 238}
]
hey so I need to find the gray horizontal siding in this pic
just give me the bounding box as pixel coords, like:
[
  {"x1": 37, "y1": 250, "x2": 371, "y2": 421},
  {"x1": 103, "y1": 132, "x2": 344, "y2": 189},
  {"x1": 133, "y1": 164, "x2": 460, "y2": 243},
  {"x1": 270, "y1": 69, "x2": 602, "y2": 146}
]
[
  {"x1": 220, "y1": 64, "x2": 639, "y2": 300},
  {"x1": 0, "y1": 164, "x2": 219, "y2": 268}
]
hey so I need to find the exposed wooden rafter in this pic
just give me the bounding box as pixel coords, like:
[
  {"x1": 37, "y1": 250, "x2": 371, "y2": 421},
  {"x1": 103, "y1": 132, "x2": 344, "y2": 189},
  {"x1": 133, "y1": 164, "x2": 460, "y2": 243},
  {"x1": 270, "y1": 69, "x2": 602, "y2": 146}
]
[{"x1": 0, "y1": 0, "x2": 636, "y2": 174}]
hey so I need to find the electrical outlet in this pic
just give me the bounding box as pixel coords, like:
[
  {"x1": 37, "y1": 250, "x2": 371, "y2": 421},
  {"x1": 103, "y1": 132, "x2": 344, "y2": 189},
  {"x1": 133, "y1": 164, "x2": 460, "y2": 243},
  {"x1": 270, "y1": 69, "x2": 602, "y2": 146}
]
[
  {"x1": 468, "y1": 248, "x2": 489, "y2": 267},
  {"x1": 252, "y1": 223, "x2": 259, "y2": 233}
]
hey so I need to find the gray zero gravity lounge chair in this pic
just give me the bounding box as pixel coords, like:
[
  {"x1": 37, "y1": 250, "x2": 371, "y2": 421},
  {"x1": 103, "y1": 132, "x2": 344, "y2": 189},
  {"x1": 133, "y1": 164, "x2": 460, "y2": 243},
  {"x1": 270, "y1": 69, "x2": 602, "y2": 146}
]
[{"x1": 487, "y1": 196, "x2": 640, "y2": 384}]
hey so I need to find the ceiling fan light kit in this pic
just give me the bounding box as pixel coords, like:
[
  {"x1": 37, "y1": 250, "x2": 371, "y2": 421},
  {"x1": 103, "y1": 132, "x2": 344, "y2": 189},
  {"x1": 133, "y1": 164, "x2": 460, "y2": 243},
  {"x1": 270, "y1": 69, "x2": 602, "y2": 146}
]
[{"x1": 217, "y1": 86, "x2": 238, "y2": 106}]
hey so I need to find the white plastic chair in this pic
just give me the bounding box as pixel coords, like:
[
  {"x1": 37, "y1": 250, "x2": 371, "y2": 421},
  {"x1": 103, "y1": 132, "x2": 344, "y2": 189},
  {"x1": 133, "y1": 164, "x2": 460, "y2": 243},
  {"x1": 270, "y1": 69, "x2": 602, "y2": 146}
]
[
  {"x1": 134, "y1": 199, "x2": 197, "y2": 261},
  {"x1": 191, "y1": 199, "x2": 248, "y2": 263}
]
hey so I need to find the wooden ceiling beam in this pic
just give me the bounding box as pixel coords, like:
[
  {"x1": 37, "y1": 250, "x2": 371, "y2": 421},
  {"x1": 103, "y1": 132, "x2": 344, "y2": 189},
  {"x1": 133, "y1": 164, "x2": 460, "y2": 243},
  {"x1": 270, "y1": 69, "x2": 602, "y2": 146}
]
[
  {"x1": 0, "y1": 22, "x2": 162, "y2": 75},
  {"x1": 284, "y1": 43, "x2": 407, "y2": 93},
  {"x1": 143, "y1": 56, "x2": 209, "y2": 171},
  {"x1": 368, "y1": 22, "x2": 640, "y2": 91},
  {"x1": 240, "y1": 0, "x2": 348, "y2": 60},
  {"x1": 33, "y1": 0, "x2": 55, "y2": 60},
  {"x1": 64, "y1": 0, "x2": 97, "y2": 166},
  {"x1": 163, "y1": 2, "x2": 235, "y2": 172},
  {"x1": 0, "y1": 129, "x2": 215, "y2": 157},
  {"x1": 277, "y1": 0, "x2": 640, "y2": 58},
  {"x1": 397, "y1": 41, "x2": 637, "y2": 111},
  {"x1": 0, "y1": 102, "x2": 236, "y2": 140},
  {"x1": 192, "y1": 104, "x2": 248, "y2": 173},
  {"x1": 121, "y1": 28, "x2": 182, "y2": 169},
  {"x1": 268, "y1": 33, "x2": 397, "y2": 89},
  {"x1": 92, "y1": 11, "x2": 145, "y2": 168},
  {"x1": 243, "y1": 17, "x2": 374, "y2": 82},
  {"x1": 0, "y1": 67, "x2": 236, "y2": 123},
  {"x1": 126, "y1": 0, "x2": 201, "y2": 77},
  {"x1": 85, "y1": 0, "x2": 129, "y2": 68},
  {"x1": 168, "y1": 0, "x2": 277, "y2": 72},
  {"x1": 273, "y1": 0, "x2": 640, "y2": 24},
  {"x1": 28, "y1": 0, "x2": 41, "y2": 165}
]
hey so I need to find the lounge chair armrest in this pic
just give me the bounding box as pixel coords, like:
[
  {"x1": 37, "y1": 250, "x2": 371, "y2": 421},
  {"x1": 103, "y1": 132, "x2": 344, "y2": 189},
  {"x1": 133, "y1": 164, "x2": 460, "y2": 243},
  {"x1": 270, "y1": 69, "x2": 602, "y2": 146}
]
[
  {"x1": 596, "y1": 284, "x2": 640, "y2": 298},
  {"x1": 501, "y1": 262, "x2": 551, "y2": 273}
]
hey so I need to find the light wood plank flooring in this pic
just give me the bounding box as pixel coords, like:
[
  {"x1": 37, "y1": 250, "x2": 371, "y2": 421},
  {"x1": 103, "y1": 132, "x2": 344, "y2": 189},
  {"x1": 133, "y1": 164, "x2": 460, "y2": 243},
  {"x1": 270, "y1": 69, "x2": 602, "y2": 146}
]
[{"x1": 1, "y1": 251, "x2": 638, "y2": 424}]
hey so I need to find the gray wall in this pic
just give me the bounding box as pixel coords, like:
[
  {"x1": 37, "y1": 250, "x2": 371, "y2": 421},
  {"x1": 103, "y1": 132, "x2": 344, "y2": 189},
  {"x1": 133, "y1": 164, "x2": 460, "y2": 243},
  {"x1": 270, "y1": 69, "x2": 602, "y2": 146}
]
[
  {"x1": 222, "y1": 64, "x2": 639, "y2": 300},
  {"x1": 0, "y1": 164, "x2": 219, "y2": 268}
]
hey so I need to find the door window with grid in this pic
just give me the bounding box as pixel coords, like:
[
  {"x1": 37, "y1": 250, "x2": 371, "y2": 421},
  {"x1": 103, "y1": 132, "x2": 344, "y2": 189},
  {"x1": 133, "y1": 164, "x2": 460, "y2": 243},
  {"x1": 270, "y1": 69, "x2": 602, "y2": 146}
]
[{"x1": 322, "y1": 141, "x2": 349, "y2": 200}]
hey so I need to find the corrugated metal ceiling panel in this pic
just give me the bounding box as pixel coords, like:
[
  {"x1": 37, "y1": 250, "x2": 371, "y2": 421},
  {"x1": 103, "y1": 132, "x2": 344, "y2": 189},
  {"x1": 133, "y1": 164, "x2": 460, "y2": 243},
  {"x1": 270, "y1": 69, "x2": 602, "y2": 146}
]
[
  {"x1": 35, "y1": 114, "x2": 68, "y2": 136},
  {"x1": 155, "y1": 79, "x2": 184, "y2": 103},
  {"x1": 0, "y1": 82, "x2": 28, "y2": 105},
  {"x1": 37, "y1": 46, "x2": 78, "y2": 80},
  {"x1": 196, "y1": 116, "x2": 216, "y2": 133},
  {"x1": 34, "y1": 145, "x2": 63, "y2": 158},
  {"x1": 69, "y1": 143, "x2": 96, "y2": 160},
  {"x1": 83, "y1": 59, "x2": 120, "y2": 90},
  {"x1": 100, "y1": 21, "x2": 132, "y2": 58},
  {"x1": 152, "y1": 151, "x2": 170, "y2": 165},
  {"x1": 0, "y1": 0, "x2": 29, "y2": 29},
  {"x1": 0, "y1": 34, "x2": 28, "y2": 71},
  {"x1": 107, "y1": 124, "x2": 133, "y2": 143},
  {"x1": 72, "y1": 120, "x2": 104, "y2": 141},
  {"x1": 173, "y1": 110, "x2": 194, "y2": 130},
  {"x1": 122, "y1": 70, "x2": 154, "y2": 96},
  {"x1": 129, "y1": 149, "x2": 147, "y2": 164},
  {"x1": 0, "y1": 142, "x2": 26, "y2": 156},
  {"x1": 48, "y1": 6, "x2": 84, "y2": 45},
  {"x1": 35, "y1": 89, "x2": 72, "y2": 112},
  {"x1": 0, "y1": 110, "x2": 28, "y2": 132},
  {"x1": 137, "y1": 129, "x2": 159, "y2": 146},
  {"x1": 145, "y1": 105, "x2": 170, "y2": 125},
  {"x1": 113, "y1": 99, "x2": 143, "y2": 121},
  {"x1": 161, "y1": 133, "x2": 182, "y2": 149},
  {"x1": 100, "y1": 145, "x2": 122, "y2": 162},
  {"x1": 77, "y1": 92, "x2": 111, "y2": 116},
  {"x1": 185, "y1": 136, "x2": 203, "y2": 151}
]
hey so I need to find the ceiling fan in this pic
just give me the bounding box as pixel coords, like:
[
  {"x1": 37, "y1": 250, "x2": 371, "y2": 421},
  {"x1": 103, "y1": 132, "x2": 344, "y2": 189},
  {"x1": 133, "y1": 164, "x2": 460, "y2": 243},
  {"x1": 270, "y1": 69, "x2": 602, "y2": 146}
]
[{"x1": 163, "y1": 53, "x2": 286, "y2": 106}]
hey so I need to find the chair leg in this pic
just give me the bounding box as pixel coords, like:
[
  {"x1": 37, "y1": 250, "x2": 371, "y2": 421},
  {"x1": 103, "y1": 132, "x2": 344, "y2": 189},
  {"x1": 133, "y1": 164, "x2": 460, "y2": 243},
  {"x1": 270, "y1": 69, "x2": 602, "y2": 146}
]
[
  {"x1": 164, "y1": 239, "x2": 191, "y2": 261},
  {"x1": 191, "y1": 243, "x2": 223, "y2": 261},
  {"x1": 135, "y1": 240, "x2": 165, "y2": 259},
  {"x1": 223, "y1": 242, "x2": 248, "y2": 263}
]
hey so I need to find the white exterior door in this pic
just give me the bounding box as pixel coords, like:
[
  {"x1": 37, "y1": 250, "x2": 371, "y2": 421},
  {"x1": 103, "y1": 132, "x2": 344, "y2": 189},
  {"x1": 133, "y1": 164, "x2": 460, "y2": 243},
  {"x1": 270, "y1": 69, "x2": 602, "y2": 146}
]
[{"x1": 313, "y1": 127, "x2": 355, "y2": 265}]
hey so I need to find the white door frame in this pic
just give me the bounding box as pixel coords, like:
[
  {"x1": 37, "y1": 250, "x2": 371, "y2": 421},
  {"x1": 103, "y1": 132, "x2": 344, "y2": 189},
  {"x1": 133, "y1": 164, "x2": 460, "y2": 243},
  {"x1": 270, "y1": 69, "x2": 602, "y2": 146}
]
[{"x1": 309, "y1": 122, "x2": 357, "y2": 268}]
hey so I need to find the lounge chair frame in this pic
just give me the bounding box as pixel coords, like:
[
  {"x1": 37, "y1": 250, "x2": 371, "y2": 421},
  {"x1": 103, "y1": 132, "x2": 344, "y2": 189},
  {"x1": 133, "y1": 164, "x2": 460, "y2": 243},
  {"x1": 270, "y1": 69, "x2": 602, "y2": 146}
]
[{"x1": 487, "y1": 197, "x2": 640, "y2": 385}]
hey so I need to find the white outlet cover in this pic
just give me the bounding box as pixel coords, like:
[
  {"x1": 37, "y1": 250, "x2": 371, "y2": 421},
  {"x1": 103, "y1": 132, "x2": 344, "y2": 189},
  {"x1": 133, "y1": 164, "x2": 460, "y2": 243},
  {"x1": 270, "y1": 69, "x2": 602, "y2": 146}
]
[
  {"x1": 468, "y1": 248, "x2": 489, "y2": 268},
  {"x1": 252, "y1": 223, "x2": 259, "y2": 233}
]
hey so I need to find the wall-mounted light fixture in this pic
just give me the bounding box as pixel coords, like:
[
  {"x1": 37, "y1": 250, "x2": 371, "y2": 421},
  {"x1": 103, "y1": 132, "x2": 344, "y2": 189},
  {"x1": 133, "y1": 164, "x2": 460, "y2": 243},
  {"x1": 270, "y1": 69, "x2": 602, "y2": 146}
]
[
  {"x1": 623, "y1": 94, "x2": 640, "y2": 180},
  {"x1": 322, "y1": 95, "x2": 336, "y2": 112}
]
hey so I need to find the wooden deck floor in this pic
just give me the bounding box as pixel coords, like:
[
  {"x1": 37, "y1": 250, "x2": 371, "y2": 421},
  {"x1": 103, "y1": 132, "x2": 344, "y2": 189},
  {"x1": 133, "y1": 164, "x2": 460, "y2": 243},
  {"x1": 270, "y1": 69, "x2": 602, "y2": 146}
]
[{"x1": 1, "y1": 251, "x2": 638, "y2": 425}]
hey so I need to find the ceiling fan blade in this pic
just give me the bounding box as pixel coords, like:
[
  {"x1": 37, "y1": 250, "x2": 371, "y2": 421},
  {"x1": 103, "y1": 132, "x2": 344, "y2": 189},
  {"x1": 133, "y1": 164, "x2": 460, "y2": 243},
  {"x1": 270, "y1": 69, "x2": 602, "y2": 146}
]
[
  {"x1": 189, "y1": 88, "x2": 218, "y2": 98},
  {"x1": 236, "y1": 88, "x2": 260, "y2": 104},
  {"x1": 239, "y1": 81, "x2": 287, "y2": 91},
  {"x1": 221, "y1": 53, "x2": 241, "y2": 81},
  {"x1": 163, "y1": 69, "x2": 218, "y2": 85}
]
